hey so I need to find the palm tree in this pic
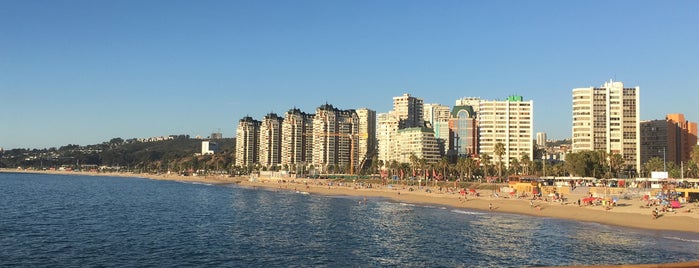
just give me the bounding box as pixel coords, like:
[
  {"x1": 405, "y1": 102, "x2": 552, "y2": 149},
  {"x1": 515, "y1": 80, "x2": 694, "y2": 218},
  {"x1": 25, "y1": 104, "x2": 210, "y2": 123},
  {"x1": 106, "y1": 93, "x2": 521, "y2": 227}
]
[
  {"x1": 466, "y1": 157, "x2": 477, "y2": 181},
  {"x1": 481, "y1": 153, "x2": 491, "y2": 181},
  {"x1": 520, "y1": 153, "x2": 531, "y2": 175},
  {"x1": 374, "y1": 158, "x2": 383, "y2": 175},
  {"x1": 685, "y1": 160, "x2": 698, "y2": 178},
  {"x1": 399, "y1": 162, "x2": 410, "y2": 183},
  {"x1": 642, "y1": 157, "x2": 664, "y2": 177},
  {"x1": 494, "y1": 142, "x2": 506, "y2": 182},
  {"x1": 609, "y1": 153, "x2": 624, "y2": 178},
  {"x1": 457, "y1": 157, "x2": 476, "y2": 181},
  {"x1": 388, "y1": 160, "x2": 399, "y2": 178},
  {"x1": 439, "y1": 157, "x2": 450, "y2": 180},
  {"x1": 419, "y1": 158, "x2": 427, "y2": 179},
  {"x1": 409, "y1": 154, "x2": 419, "y2": 178},
  {"x1": 510, "y1": 158, "x2": 520, "y2": 176}
]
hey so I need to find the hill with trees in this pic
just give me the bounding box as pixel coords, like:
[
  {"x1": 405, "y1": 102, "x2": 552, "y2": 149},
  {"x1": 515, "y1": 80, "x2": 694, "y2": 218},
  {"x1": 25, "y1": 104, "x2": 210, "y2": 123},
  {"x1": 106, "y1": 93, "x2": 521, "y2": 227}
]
[{"x1": 0, "y1": 136, "x2": 235, "y2": 174}]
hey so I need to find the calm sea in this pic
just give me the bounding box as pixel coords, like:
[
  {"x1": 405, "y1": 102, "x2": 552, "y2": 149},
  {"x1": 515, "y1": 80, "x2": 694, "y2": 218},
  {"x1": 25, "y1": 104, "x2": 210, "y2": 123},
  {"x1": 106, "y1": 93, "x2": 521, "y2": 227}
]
[{"x1": 1, "y1": 173, "x2": 698, "y2": 267}]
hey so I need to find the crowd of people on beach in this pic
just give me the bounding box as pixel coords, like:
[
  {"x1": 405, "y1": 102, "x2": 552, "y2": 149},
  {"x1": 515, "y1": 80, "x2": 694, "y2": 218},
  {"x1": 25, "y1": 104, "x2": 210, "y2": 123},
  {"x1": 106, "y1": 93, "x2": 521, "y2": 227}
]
[{"x1": 249, "y1": 176, "x2": 699, "y2": 223}]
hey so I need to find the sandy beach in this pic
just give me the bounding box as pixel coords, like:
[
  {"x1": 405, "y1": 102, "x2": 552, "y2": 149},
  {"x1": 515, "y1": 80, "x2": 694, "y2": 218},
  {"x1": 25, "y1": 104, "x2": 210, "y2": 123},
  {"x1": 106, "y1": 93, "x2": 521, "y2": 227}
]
[
  {"x1": 4, "y1": 169, "x2": 698, "y2": 235},
  {"x1": 237, "y1": 178, "x2": 699, "y2": 235}
]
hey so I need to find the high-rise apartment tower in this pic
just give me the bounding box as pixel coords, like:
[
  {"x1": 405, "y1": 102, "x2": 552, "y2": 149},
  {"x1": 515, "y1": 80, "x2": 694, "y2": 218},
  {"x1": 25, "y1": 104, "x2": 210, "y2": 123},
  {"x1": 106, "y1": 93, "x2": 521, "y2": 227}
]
[
  {"x1": 259, "y1": 113, "x2": 283, "y2": 168},
  {"x1": 235, "y1": 116, "x2": 261, "y2": 167},
  {"x1": 572, "y1": 80, "x2": 640, "y2": 171},
  {"x1": 478, "y1": 95, "x2": 534, "y2": 168}
]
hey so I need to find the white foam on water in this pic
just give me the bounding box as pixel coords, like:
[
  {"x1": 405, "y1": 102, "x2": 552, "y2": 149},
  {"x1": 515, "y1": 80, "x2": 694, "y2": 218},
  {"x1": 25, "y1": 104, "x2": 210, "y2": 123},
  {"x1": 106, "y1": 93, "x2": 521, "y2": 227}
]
[
  {"x1": 664, "y1": 236, "x2": 699, "y2": 243},
  {"x1": 451, "y1": 209, "x2": 484, "y2": 215},
  {"x1": 178, "y1": 181, "x2": 213, "y2": 186}
]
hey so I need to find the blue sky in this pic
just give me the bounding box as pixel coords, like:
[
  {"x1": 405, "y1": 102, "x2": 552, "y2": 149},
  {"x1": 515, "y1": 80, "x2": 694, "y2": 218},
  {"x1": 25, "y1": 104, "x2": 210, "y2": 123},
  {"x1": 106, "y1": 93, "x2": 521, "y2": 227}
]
[{"x1": 2, "y1": 0, "x2": 698, "y2": 149}]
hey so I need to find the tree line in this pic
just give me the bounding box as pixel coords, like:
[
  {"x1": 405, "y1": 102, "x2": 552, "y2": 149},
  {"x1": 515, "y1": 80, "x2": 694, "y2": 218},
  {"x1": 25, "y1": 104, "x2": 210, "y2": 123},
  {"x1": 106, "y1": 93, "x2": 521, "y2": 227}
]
[
  {"x1": 0, "y1": 137, "x2": 236, "y2": 174},
  {"x1": 4, "y1": 139, "x2": 698, "y2": 179}
]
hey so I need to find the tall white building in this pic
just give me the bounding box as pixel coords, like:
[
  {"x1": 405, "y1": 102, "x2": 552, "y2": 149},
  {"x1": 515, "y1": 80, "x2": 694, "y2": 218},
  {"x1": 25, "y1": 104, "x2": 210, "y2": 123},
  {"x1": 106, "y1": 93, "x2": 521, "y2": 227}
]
[
  {"x1": 378, "y1": 94, "x2": 440, "y2": 166},
  {"x1": 377, "y1": 112, "x2": 399, "y2": 165},
  {"x1": 235, "y1": 116, "x2": 260, "y2": 167},
  {"x1": 259, "y1": 113, "x2": 283, "y2": 168},
  {"x1": 423, "y1": 103, "x2": 451, "y2": 155},
  {"x1": 423, "y1": 103, "x2": 452, "y2": 126},
  {"x1": 281, "y1": 108, "x2": 313, "y2": 169},
  {"x1": 478, "y1": 95, "x2": 534, "y2": 168},
  {"x1": 393, "y1": 93, "x2": 424, "y2": 128},
  {"x1": 311, "y1": 104, "x2": 359, "y2": 173},
  {"x1": 356, "y1": 108, "x2": 377, "y2": 170},
  {"x1": 572, "y1": 80, "x2": 640, "y2": 171},
  {"x1": 536, "y1": 132, "x2": 547, "y2": 148}
]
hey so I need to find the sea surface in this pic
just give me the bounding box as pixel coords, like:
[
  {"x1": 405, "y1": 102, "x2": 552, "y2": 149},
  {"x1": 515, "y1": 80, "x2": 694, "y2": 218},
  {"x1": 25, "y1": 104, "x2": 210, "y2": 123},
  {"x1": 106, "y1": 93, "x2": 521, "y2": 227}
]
[{"x1": 1, "y1": 173, "x2": 698, "y2": 267}]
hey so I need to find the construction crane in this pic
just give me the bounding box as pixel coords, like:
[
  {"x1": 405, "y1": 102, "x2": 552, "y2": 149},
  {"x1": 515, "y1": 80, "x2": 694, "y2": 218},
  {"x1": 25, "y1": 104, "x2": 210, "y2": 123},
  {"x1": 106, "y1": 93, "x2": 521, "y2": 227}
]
[{"x1": 303, "y1": 132, "x2": 365, "y2": 175}]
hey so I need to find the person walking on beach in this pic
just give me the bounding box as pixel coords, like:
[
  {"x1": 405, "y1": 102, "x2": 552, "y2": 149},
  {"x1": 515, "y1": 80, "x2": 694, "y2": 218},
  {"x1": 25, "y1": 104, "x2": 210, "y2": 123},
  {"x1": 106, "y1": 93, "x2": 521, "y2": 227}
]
[
  {"x1": 530, "y1": 200, "x2": 534, "y2": 208},
  {"x1": 653, "y1": 208, "x2": 659, "y2": 219},
  {"x1": 489, "y1": 203, "x2": 493, "y2": 211}
]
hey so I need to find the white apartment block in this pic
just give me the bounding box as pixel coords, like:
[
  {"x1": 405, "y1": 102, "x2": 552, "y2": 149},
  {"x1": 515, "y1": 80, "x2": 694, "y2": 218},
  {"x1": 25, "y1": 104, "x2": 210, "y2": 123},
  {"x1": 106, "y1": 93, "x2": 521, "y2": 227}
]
[
  {"x1": 235, "y1": 116, "x2": 260, "y2": 167},
  {"x1": 478, "y1": 95, "x2": 534, "y2": 168},
  {"x1": 259, "y1": 113, "x2": 283, "y2": 168},
  {"x1": 395, "y1": 127, "x2": 441, "y2": 164},
  {"x1": 356, "y1": 108, "x2": 377, "y2": 169},
  {"x1": 281, "y1": 108, "x2": 314, "y2": 169},
  {"x1": 377, "y1": 112, "x2": 399, "y2": 166},
  {"x1": 456, "y1": 97, "x2": 481, "y2": 113},
  {"x1": 423, "y1": 103, "x2": 451, "y2": 155},
  {"x1": 572, "y1": 80, "x2": 640, "y2": 171},
  {"x1": 201, "y1": 140, "x2": 218, "y2": 155},
  {"x1": 423, "y1": 103, "x2": 452, "y2": 125},
  {"x1": 311, "y1": 104, "x2": 359, "y2": 173},
  {"x1": 393, "y1": 93, "x2": 424, "y2": 128},
  {"x1": 378, "y1": 94, "x2": 441, "y2": 166},
  {"x1": 536, "y1": 132, "x2": 547, "y2": 148}
]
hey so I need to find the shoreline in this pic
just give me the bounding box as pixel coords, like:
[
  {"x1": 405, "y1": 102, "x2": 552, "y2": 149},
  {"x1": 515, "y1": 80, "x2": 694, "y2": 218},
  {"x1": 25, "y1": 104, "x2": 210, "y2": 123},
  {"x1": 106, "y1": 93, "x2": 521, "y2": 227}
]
[
  {"x1": 3, "y1": 169, "x2": 699, "y2": 235},
  {"x1": 242, "y1": 178, "x2": 699, "y2": 235}
]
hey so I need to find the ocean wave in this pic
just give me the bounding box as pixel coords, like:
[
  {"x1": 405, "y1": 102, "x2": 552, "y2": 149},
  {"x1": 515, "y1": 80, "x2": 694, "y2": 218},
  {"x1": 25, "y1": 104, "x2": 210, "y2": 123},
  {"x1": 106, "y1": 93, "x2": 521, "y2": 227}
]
[
  {"x1": 664, "y1": 236, "x2": 699, "y2": 243},
  {"x1": 451, "y1": 209, "x2": 484, "y2": 215},
  {"x1": 177, "y1": 181, "x2": 213, "y2": 186}
]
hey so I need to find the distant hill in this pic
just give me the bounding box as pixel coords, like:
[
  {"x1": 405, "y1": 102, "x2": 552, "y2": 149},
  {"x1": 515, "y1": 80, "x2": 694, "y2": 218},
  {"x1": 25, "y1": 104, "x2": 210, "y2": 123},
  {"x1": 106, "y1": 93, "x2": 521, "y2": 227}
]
[{"x1": 0, "y1": 137, "x2": 235, "y2": 173}]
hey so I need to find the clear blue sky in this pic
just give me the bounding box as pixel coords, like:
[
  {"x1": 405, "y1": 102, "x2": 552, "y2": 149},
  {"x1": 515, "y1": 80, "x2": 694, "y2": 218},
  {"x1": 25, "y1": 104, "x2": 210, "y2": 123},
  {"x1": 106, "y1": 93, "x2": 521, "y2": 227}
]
[{"x1": 2, "y1": 0, "x2": 698, "y2": 149}]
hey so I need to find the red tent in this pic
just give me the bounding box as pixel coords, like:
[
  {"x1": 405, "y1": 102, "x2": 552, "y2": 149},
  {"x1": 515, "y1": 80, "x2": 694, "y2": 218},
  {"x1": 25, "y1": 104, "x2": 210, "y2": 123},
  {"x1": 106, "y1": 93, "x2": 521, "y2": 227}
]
[
  {"x1": 582, "y1": 197, "x2": 598, "y2": 204},
  {"x1": 671, "y1": 200, "x2": 681, "y2": 209}
]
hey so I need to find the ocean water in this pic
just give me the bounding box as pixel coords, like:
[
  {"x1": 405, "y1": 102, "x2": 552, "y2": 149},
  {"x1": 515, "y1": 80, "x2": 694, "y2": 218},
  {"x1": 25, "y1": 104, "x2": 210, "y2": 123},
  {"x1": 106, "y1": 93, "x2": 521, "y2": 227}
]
[{"x1": 1, "y1": 173, "x2": 698, "y2": 267}]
